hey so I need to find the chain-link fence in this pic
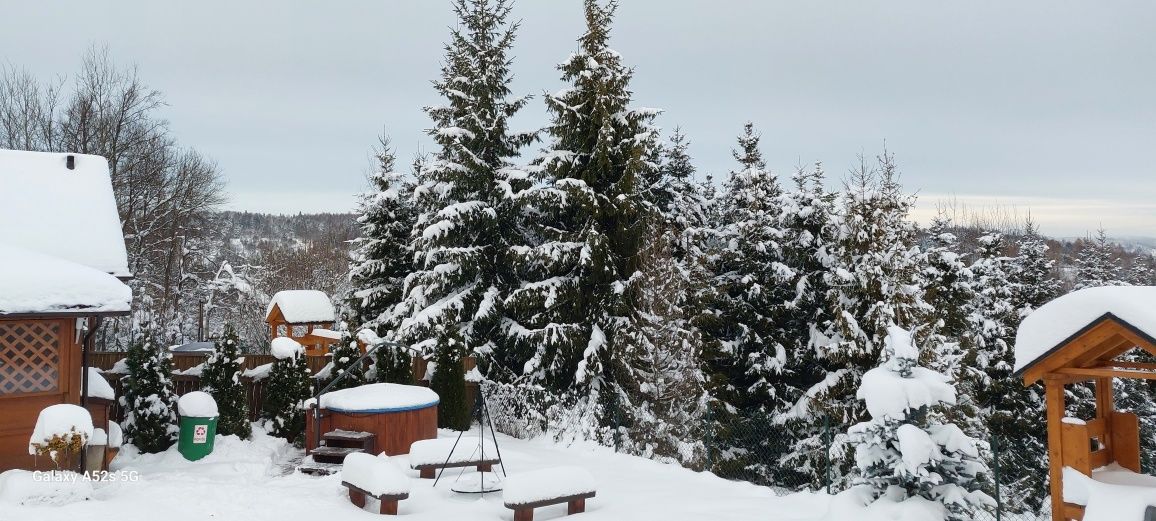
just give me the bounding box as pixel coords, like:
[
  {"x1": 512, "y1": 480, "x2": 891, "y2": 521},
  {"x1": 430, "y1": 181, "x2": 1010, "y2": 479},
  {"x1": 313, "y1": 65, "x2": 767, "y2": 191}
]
[{"x1": 483, "y1": 381, "x2": 1052, "y2": 520}]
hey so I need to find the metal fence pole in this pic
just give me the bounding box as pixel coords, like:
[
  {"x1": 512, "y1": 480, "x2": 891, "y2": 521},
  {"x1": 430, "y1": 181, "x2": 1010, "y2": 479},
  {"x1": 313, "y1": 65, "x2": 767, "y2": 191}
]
[
  {"x1": 823, "y1": 413, "x2": 832, "y2": 495},
  {"x1": 705, "y1": 406, "x2": 714, "y2": 472},
  {"x1": 993, "y1": 435, "x2": 1001, "y2": 521}
]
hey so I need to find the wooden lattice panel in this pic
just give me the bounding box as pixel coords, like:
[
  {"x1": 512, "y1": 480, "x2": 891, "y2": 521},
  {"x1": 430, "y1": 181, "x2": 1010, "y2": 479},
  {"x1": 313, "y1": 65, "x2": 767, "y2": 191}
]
[{"x1": 0, "y1": 321, "x2": 60, "y2": 395}]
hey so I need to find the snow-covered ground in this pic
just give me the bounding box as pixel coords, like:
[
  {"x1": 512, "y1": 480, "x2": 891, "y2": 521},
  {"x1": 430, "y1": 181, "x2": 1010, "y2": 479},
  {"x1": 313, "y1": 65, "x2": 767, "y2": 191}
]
[{"x1": 0, "y1": 427, "x2": 936, "y2": 521}]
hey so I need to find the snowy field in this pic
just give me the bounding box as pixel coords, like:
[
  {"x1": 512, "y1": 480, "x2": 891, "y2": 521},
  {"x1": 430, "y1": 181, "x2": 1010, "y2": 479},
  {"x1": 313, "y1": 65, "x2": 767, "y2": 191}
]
[{"x1": 0, "y1": 427, "x2": 940, "y2": 521}]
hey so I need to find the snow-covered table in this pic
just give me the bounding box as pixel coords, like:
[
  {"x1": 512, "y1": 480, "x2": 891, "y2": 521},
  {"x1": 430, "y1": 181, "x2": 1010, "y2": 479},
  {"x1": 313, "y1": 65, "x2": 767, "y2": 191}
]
[
  {"x1": 341, "y1": 452, "x2": 410, "y2": 515},
  {"x1": 409, "y1": 437, "x2": 500, "y2": 479},
  {"x1": 504, "y1": 466, "x2": 597, "y2": 521},
  {"x1": 1064, "y1": 465, "x2": 1156, "y2": 521}
]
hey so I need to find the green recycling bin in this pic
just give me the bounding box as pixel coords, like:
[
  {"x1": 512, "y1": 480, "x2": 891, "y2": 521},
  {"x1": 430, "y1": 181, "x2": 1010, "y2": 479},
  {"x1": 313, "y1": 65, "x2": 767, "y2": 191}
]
[{"x1": 177, "y1": 391, "x2": 219, "y2": 461}]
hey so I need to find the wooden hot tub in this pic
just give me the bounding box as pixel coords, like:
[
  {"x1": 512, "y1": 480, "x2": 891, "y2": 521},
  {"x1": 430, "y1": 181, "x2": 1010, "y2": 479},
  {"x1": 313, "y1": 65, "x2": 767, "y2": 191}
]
[{"x1": 305, "y1": 383, "x2": 439, "y2": 456}]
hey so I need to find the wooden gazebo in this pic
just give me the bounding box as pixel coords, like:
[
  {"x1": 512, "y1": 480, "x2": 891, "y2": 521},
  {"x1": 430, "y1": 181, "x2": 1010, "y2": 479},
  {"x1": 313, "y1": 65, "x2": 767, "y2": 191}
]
[
  {"x1": 265, "y1": 290, "x2": 340, "y2": 356},
  {"x1": 1015, "y1": 287, "x2": 1156, "y2": 521}
]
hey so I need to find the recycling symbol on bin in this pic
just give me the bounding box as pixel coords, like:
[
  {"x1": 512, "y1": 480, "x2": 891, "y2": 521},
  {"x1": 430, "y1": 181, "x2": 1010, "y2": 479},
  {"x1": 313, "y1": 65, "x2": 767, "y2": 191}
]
[{"x1": 193, "y1": 425, "x2": 208, "y2": 444}]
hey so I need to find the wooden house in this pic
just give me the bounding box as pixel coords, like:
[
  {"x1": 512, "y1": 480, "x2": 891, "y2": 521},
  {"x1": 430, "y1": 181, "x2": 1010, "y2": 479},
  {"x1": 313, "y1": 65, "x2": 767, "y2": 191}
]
[
  {"x1": 1015, "y1": 286, "x2": 1156, "y2": 520},
  {"x1": 0, "y1": 150, "x2": 132, "y2": 472},
  {"x1": 265, "y1": 290, "x2": 340, "y2": 356}
]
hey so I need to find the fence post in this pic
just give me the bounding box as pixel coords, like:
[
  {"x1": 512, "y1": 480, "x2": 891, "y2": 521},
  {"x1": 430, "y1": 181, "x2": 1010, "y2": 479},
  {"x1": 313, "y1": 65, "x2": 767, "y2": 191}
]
[
  {"x1": 613, "y1": 398, "x2": 621, "y2": 453},
  {"x1": 823, "y1": 413, "x2": 832, "y2": 495},
  {"x1": 704, "y1": 406, "x2": 714, "y2": 472},
  {"x1": 992, "y1": 435, "x2": 1001, "y2": 521}
]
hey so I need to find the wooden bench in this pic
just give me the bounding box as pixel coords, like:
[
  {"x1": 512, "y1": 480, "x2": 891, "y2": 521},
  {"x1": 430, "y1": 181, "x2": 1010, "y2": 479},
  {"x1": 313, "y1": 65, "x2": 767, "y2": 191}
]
[
  {"x1": 341, "y1": 452, "x2": 411, "y2": 515},
  {"x1": 506, "y1": 491, "x2": 596, "y2": 521},
  {"x1": 409, "y1": 437, "x2": 500, "y2": 479},
  {"x1": 341, "y1": 481, "x2": 409, "y2": 515},
  {"x1": 503, "y1": 466, "x2": 597, "y2": 521}
]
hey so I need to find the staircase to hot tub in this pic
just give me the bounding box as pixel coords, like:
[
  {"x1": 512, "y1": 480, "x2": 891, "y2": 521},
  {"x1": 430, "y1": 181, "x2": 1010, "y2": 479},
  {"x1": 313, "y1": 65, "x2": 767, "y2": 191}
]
[{"x1": 298, "y1": 429, "x2": 376, "y2": 476}]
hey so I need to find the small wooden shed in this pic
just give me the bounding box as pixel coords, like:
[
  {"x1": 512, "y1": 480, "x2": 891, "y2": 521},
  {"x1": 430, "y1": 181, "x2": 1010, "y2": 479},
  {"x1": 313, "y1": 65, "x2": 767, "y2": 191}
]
[
  {"x1": 1015, "y1": 287, "x2": 1156, "y2": 521},
  {"x1": 266, "y1": 290, "x2": 340, "y2": 356},
  {"x1": 0, "y1": 150, "x2": 133, "y2": 472}
]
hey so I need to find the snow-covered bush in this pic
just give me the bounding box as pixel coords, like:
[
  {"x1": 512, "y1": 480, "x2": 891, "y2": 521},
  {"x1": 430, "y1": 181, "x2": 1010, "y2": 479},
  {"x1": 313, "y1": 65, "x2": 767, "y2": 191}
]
[
  {"x1": 28, "y1": 404, "x2": 93, "y2": 469},
  {"x1": 260, "y1": 338, "x2": 312, "y2": 442},
  {"x1": 120, "y1": 328, "x2": 178, "y2": 453},
  {"x1": 325, "y1": 329, "x2": 366, "y2": 391},
  {"x1": 847, "y1": 326, "x2": 993, "y2": 521},
  {"x1": 200, "y1": 324, "x2": 250, "y2": 438}
]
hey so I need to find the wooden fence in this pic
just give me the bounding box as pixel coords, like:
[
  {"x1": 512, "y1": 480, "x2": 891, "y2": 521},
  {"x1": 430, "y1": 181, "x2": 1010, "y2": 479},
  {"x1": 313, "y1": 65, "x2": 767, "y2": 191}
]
[{"x1": 89, "y1": 352, "x2": 476, "y2": 424}]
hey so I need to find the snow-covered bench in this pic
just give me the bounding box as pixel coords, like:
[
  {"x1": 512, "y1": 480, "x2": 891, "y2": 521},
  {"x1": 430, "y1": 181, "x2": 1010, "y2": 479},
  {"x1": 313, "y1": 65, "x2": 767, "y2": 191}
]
[
  {"x1": 409, "y1": 437, "x2": 499, "y2": 479},
  {"x1": 503, "y1": 466, "x2": 596, "y2": 521},
  {"x1": 341, "y1": 453, "x2": 411, "y2": 515}
]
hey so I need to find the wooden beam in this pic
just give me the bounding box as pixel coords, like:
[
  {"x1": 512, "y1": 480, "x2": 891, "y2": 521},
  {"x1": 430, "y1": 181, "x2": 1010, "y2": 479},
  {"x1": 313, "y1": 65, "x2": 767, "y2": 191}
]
[
  {"x1": 1054, "y1": 366, "x2": 1156, "y2": 381},
  {"x1": 1101, "y1": 361, "x2": 1156, "y2": 371}
]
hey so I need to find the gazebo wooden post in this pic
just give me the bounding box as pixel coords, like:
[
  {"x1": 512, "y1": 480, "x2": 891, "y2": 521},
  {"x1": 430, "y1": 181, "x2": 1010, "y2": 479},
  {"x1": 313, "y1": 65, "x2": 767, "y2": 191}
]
[
  {"x1": 1045, "y1": 375, "x2": 1066, "y2": 521},
  {"x1": 1095, "y1": 377, "x2": 1114, "y2": 455}
]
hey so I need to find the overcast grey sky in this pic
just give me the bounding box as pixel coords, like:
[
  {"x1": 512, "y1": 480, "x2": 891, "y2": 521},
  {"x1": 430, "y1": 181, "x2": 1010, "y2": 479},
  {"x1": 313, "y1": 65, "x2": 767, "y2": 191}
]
[{"x1": 2, "y1": 1, "x2": 1155, "y2": 237}]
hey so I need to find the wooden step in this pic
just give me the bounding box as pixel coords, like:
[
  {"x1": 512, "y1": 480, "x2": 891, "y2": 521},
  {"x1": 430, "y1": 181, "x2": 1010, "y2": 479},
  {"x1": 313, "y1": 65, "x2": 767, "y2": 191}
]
[
  {"x1": 310, "y1": 446, "x2": 366, "y2": 464},
  {"x1": 323, "y1": 429, "x2": 375, "y2": 442},
  {"x1": 321, "y1": 430, "x2": 376, "y2": 452},
  {"x1": 298, "y1": 456, "x2": 343, "y2": 476}
]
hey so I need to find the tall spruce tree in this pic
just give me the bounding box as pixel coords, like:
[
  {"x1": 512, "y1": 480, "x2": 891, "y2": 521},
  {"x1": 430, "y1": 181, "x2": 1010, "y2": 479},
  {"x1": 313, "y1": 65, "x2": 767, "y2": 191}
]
[
  {"x1": 120, "y1": 327, "x2": 178, "y2": 453},
  {"x1": 698, "y1": 123, "x2": 793, "y2": 480},
  {"x1": 1074, "y1": 227, "x2": 1127, "y2": 289},
  {"x1": 773, "y1": 162, "x2": 840, "y2": 487},
  {"x1": 506, "y1": 0, "x2": 662, "y2": 436},
  {"x1": 811, "y1": 152, "x2": 929, "y2": 486},
  {"x1": 347, "y1": 134, "x2": 415, "y2": 343},
  {"x1": 200, "y1": 324, "x2": 251, "y2": 439},
  {"x1": 393, "y1": 0, "x2": 533, "y2": 426},
  {"x1": 918, "y1": 215, "x2": 975, "y2": 380}
]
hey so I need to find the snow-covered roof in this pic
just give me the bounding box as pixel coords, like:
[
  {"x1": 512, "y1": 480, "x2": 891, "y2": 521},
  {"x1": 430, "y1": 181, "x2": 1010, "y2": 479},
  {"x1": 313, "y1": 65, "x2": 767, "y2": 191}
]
[
  {"x1": 0, "y1": 150, "x2": 130, "y2": 278},
  {"x1": 0, "y1": 244, "x2": 132, "y2": 315},
  {"x1": 170, "y1": 341, "x2": 215, "y2": 353},
  {"x1": 266, "y1": 290, "x2": 336, "y2": 323},
  {"x1": 1014, "y1": 286, "x2": 1156, "y2": 374}
]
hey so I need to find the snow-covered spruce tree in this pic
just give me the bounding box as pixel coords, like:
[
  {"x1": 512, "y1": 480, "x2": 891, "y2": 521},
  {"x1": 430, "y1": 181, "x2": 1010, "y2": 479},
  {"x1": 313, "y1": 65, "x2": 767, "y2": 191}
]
[
  {"x1": 848, "y1": 326, "x2": 993, "y2": 521},
  {"x1": 431, "y1": 332, "x2": 472, "y2": 430},
  {"x1": 120, "y1": 327, "x2": 178, "y2": 453},
  {"x1": 1074, "y1": 227, "x2": 1128, "y2": 289},
  {"x1": 810, "y1": 152, "x2": 930, "y2": 486},
  {"x1": 200, "y1": 324, "x2": 251, "y2": 439},
  {"x1": 393, "y1": 0, "x2": 533, "y2": 424},
  {"x1": 918, "y1": 214, "x2": 975, "y2": 379},
  {"x1": 374, "y1": 338, "x2": 414, "y2": 385},
  {"x1": 347, "y1": 134, "x2": 415, "y2": 343},
  {"x1": 260, "y1": 338, "x2": 312, "y2": 442},
  {"x1": 773, "y1": 162, "x2": 841, "y2": 487},
  {"x1": 326, "y1": 329, "x2": 367, "y2": 391},
  {"x1": 1129, "y1": 254, "x2": 1155, "y2": 286},
  {"x1": 505, "y1": 0, "x2": 661, "y2": 436},
  {"x1": 698, "y1": 122, "x2": 794, "y2": 480},
  {"x1": 1009, "y1": 219, "x2": 1061, "y2": 313}
]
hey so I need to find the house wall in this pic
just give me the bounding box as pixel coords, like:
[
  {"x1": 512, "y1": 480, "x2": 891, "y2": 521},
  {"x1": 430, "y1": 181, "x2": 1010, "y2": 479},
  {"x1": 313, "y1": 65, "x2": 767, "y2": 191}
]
[{"x1": 0, "y1": 317, "x2": 79, "y2": 471}]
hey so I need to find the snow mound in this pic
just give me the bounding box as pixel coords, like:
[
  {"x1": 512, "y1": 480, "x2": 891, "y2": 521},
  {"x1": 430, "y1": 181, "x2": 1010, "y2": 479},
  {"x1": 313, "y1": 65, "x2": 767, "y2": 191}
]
[
  {"x1": 85, "y1": 367, "x2": 115, "y2": 400},
  {"x1": 503, "y1": 466, "x2": 596, "y2": 505},
  {"x1": 305, "y1": 383, "x2": 438, "y2": 412},
  {"x1": 28, "y1": 404, "x2": 93, "y2": 455},
  {"x1": 341, "y1": 452, "x2": 411, "y2": 497},
  {"x1": 178, "y1": 391, "x2": 219, "y2": 418},
  {"x1": 107, "y1": 421, "x2": 123, "y2": 448},
  {"x1": 266, "y1": 290, "x2": 335, "y2": 323},
  {"x1": 0, "y1": 149, "x2": 130, "y2": 277},
  {"x1": 857, "y1": 365, "x2": 955, "y2": 420},
  {"x1": 244, "y1": 362, "x2": 274, "y2": 380},
  {"x1": 271, "y1": 337, "x2": 304, "y2": 360},
  {"x1": 409, "y1": 437, "x2": 494, "y2": 467},
  {"x1": 0, "y1": 243, "x2": 131, "y2": 314},
  {"x1": 1015, "y1": 286, "x2": 1156, "y2": 373},
  {"x1": 0, "y1": 469, "x2": 93, "y2": 506}
]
